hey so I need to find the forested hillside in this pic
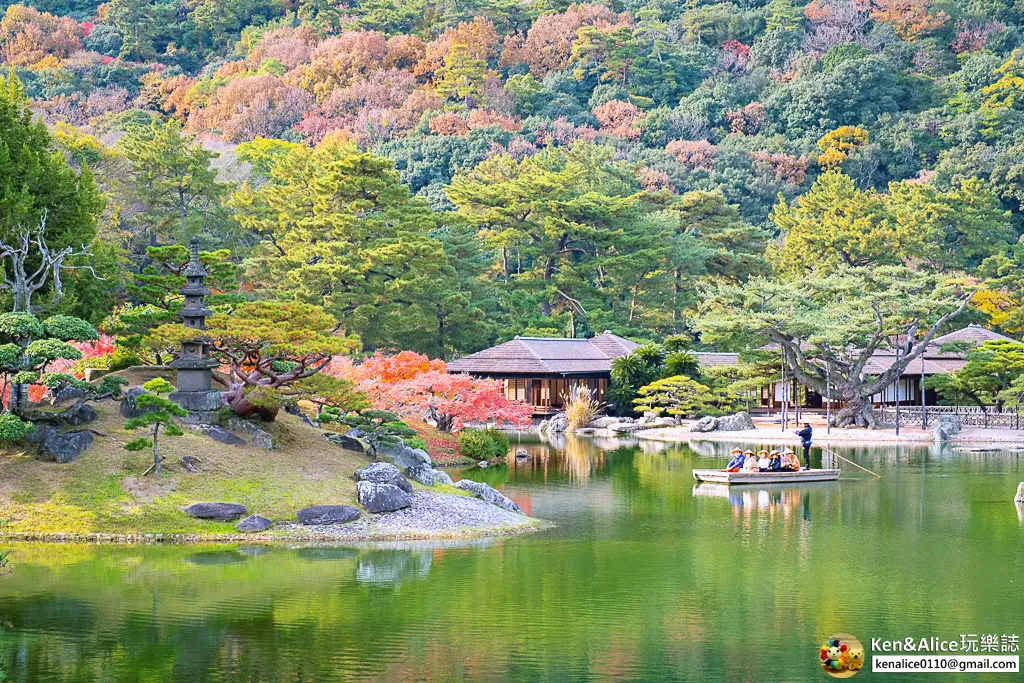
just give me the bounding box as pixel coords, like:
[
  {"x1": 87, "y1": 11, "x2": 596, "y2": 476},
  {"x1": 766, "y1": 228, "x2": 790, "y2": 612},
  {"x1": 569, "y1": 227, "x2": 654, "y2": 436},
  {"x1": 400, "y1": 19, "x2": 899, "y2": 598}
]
[{"x1": 3, "y1": 0, "x2": 1024, "y2": 357}]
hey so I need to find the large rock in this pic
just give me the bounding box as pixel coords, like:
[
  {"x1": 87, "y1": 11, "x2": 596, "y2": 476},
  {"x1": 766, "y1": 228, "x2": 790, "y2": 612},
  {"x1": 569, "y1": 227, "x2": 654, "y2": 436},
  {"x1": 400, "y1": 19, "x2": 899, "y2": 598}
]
[
  {"x1": 235, "y1": 514, "x2": 273, "y2": 532},
  {"x1": 60, "y1": 402, "x2": 98, "y2": 427},
  {"x1": 543, "y1": 413, "x2": 568, "y2": 433},
  {"x1": 35, "y1": 429, "x2": 93, "y2": 463},
  {"x1": 716, "y1": 411, "x2": 755, "y2": 431},
  {"x1": 432, "y1": 469, "x2": 455, "y2": 487},
  {"x1": 355, "y1": 462, "x2": 413, "y2": 493},
  {"x1": 454, "y1": 479, "x2": 523, "y2": 514},
  {"x1": 184, "y1": 502, "x2": 248, "y2": 521},
  {"x1": 206, "y1": 425, "x2": 245, "y2": 446},
  {"x1": 588, "y1": 416, "x2": 618, "y2": 429},
  {"x1": 120, "y1": 387, "x2": 153, "y2": 419},
  {"x1": 378, "y1": 440, "x2": 431, "y2": 470},
  {"x1": 224, "y1": 416, "x2": 275, "y2": 450},
  {"x1": 610, "y1": 422, "x2": 642, "y2": 433},
  {"x1": 324, "y1": 432, "x2": 369, "y2": 454},
  {"x1": 296, "y1": 505, "x2": 360, "y2": 525},
  {"x1": 691, "y1": 416, "x2": 719, "y2": 432},
  {"x1": 652, "y1": 417, "x2": 676, "y2": 427},
  {"x1": 357, "y1": 481, "x2": 412, "y2": 513},
  {"x1": 405, "y1": 464, "x2": 436, "y2": 486},
  {"x1": 25, "y1": 424, "x2": 57, "y2": 447},
  {"x1": 50, "y1": 385, "x2": 88, "y2": 405}
]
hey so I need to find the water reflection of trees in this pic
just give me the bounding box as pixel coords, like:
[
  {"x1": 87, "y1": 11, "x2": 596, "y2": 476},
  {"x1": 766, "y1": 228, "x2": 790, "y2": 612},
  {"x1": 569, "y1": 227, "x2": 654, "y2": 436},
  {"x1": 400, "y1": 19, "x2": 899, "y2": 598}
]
[{"x1": 506, "y1": 435, "x2": 607, "y2": 484}]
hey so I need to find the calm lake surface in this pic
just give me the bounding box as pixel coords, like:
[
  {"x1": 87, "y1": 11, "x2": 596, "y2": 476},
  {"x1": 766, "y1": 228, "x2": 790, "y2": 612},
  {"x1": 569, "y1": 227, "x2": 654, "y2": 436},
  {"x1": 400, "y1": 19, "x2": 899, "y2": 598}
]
[{"x1": 1, "y1": 435, "x2": 1022, "y2": 682}]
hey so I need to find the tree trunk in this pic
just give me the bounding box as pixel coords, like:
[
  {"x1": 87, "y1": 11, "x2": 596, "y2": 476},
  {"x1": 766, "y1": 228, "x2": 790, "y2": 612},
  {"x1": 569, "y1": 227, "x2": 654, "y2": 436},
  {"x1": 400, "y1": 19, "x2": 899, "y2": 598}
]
[
  {"x1": 9, "y1": 339, "x2": 30, "y2": 415},
  {"x1": 832, "y1": 394, "x2": 877, "y2": 428},
  {"x1": 428, "y1": 406, "x2": 455, "y2": 432},
  {"x1": 153, "y1": 424, "x2": 162, "y2": 476},
  {"x1": 224, "y1": 383, "x2": 279, "y2": 421}
]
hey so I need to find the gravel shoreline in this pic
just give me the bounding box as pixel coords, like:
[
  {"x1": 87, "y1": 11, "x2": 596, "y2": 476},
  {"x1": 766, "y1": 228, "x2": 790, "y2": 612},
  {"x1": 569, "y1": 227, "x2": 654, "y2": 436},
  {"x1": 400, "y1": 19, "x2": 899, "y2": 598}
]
[
  {"x1": 0, "y1": 493, "x2": 546, "y2": 545},
  {"x1": 277, "y1": 492, "x2": 544, "y2": 541}
]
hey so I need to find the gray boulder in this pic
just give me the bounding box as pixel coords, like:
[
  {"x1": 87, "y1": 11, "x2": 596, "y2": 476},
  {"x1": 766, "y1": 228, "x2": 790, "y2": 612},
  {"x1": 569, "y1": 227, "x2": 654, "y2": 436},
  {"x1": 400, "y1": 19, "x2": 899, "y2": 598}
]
[
  {"x1": 432, "y1": 469, "x2": 455, "y2": 487},
  {"x1": 296, "y1": 505, "x2": 360, "y2": 525},
  {"x1": 514, "y1": 448, "x2": 530, "y2": 459},
  {"x1": 454, "y1": 479, "x2": 523, "y2": 514},
  {"x1": 610, "y1": 422, "x2": 642, "y2": 433},
  {"x1": 652, "y1": 417, "x2": 676, "y2": 427},
  {"x1": 35, "y1": 429, "x2": 93, "y2": 463},
  {"x1": 224, "y1": 417, "x2": 275, "y2": 450},
  {"x1": 25, "y1": 424, "x2": 57, "y2": 447},
  {"x1": 378, "y1": 440, "x2": 432, "y2": 469},
  {"x1": 357, "y1": 481, "x2": 412, "y2": 513},
  {"x1": 692, "y1": 416, "x2": 719, "y2": 432},
  {"x1": 206, "y1": 425, "x2": 245, "y2": 446},
  {"x1": 184, "y1": 502, "x2": 248, "y2": 521},
  {"x1": 324, "y1": 432, "x2": 368, "y2": 454},
  {"x1": 716, "y1": 411, "x2": 755, "y2": 431},
  {"x1": 50, "y1": 385, "x2": 88, "y2": 405},
  {"x1": 119, "y1": 387, "x2": 152, "y2": 419},
  {"x1": 355, "y1": 462, "x2": 413, "y2": 493},
  {"x1": 405, "y1": 464, "x2": 453, "y2": 487},
  {"x1": 543, "y1": 413, "x2": 568, "y2": 433},
  {"x1": 59, "y1": 402, "x2": 98, "y2": 427},
  {"x1": 235, "y1": 514, "x2": 273, "y2": 532},
  {"x1": 405, "y1": 464, "x2": 437, "y2": 486},
  {"x1": 588, "y1": 416, "x2": 618, "y2": 429}
]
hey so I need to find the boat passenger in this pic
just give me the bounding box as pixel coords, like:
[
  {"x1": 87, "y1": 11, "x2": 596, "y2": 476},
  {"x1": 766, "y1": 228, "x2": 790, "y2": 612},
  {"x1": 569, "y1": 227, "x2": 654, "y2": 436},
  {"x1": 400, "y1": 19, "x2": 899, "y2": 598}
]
[
  {"x1": 756, "y1": 450, "x2": 772, "y2": 471},
  {"x1": 726, "y1": 448, "x2": 746, "y2": 472},
  {"x1": 741, "y1": 451, "x2": 759, "y2": 471},
  {"x1": 781, "y1": 449, "x2": 800, "y2": 471}
]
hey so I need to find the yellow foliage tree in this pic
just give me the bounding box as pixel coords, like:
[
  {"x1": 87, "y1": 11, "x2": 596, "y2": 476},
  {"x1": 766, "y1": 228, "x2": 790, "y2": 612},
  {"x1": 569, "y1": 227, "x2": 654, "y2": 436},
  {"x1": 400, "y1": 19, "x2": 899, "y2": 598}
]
[{"x1": 816, "y1": 126, "x2": 869, "y2": 169}]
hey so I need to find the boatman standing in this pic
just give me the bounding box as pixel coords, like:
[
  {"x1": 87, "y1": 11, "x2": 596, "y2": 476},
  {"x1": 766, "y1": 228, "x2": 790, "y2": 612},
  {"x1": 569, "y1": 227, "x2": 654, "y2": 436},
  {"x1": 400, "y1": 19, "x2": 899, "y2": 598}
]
[{"x1": 795, "y1": 423, "x2": 812, "y2": 470}]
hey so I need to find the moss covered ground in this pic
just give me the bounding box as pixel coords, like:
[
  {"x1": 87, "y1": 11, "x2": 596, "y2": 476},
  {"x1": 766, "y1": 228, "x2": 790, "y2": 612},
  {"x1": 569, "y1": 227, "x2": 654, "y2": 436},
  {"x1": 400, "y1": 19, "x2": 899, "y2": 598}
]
[{"x1": 0, "y1": 401, "x2": 373, "y2": 536}]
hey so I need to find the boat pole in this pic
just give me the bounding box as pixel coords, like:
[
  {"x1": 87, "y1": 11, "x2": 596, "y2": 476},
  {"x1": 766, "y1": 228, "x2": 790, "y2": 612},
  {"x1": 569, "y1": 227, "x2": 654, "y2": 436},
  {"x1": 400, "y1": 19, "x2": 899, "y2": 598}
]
[{"x1": 813, "y1": 441, "x2": 882, "y2": 478}]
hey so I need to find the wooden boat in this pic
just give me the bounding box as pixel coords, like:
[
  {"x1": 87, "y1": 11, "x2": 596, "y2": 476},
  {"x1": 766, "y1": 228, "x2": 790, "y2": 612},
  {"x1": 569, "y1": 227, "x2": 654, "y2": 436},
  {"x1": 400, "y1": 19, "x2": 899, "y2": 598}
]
[{"x1": 692, "y1": 468, "x2": 841, "y2": 485}]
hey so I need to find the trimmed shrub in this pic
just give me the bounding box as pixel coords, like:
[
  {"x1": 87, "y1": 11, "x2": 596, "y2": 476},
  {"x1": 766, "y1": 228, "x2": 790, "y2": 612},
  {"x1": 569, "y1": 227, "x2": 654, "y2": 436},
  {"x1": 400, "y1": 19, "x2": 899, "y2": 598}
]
[{"x1": 458, "y1": 428, "x2": 511, "y2": 461}]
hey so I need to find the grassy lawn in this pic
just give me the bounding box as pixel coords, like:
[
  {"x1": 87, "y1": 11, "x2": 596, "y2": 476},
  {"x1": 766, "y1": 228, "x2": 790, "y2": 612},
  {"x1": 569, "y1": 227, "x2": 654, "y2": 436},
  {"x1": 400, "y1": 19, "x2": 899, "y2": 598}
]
[{"x1": 0, "y1": 401, "x2": 370, "y2": 535}]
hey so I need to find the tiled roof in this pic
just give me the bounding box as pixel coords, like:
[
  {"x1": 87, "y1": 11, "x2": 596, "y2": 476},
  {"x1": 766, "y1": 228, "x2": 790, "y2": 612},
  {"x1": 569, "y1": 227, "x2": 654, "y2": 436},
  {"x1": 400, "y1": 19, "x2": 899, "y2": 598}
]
[
  {"x1": 693, "y1": 352, "x2": 739, "y2": 367},
  {"x1": 932, "y1": 324, "x2": 1017, "y2": 346},
  {"x1": 863, "y1": 355, "x2": 967, "y2": 375},
  {"x1": 447, "y1": 332, "x2": 639, "y2": 375}
]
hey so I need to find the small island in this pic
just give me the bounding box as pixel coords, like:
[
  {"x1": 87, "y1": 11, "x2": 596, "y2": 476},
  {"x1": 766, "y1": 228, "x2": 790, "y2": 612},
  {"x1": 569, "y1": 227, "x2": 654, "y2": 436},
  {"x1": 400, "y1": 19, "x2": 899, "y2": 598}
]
[{"x1": 0, "y1": 391, "x2": 541, "y2": 544}]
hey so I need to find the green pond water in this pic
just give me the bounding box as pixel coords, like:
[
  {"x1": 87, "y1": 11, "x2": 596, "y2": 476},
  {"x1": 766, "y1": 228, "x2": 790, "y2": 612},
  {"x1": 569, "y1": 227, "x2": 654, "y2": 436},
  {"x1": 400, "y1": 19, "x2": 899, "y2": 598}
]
[{"x1": 0, "y1": 435, "x2": 1022, "y2": 682}]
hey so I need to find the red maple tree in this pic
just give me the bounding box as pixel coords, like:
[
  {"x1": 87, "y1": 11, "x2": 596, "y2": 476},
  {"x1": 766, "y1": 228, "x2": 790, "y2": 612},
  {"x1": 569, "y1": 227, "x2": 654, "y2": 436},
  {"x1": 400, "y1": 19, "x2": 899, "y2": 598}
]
[{"x1": 336, "y1": 351, "x2": 532, "y2": 432}]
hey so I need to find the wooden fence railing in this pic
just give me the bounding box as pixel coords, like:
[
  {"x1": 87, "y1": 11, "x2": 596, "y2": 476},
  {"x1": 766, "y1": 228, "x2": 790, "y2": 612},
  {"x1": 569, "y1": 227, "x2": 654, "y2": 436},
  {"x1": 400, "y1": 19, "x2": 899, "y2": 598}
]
[{"x1": 877, "y1": 406, "x2": 1024, "y2": 429}]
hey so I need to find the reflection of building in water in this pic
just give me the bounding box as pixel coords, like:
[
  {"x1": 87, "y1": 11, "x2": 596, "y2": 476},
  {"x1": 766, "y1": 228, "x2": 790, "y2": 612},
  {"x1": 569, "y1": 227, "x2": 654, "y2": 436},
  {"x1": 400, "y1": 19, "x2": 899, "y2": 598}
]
[{"x1": 509, "y1": 435, "x2": 606, "y2": 484}]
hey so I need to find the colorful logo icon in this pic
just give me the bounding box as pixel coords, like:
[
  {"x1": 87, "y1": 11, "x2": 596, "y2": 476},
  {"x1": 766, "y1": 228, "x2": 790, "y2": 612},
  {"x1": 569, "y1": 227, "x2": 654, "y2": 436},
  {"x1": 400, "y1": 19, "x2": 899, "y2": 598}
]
[{"x1": 819, "y1": 633, "x2": 864, "y2": 678}]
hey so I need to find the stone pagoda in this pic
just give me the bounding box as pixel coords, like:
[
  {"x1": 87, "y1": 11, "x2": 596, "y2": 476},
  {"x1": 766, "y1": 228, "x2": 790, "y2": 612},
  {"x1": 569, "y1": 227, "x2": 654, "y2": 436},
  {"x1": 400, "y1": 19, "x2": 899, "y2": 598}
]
[{"x1": 169, "y1": 237, "x2": 222, "y2": 423}]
